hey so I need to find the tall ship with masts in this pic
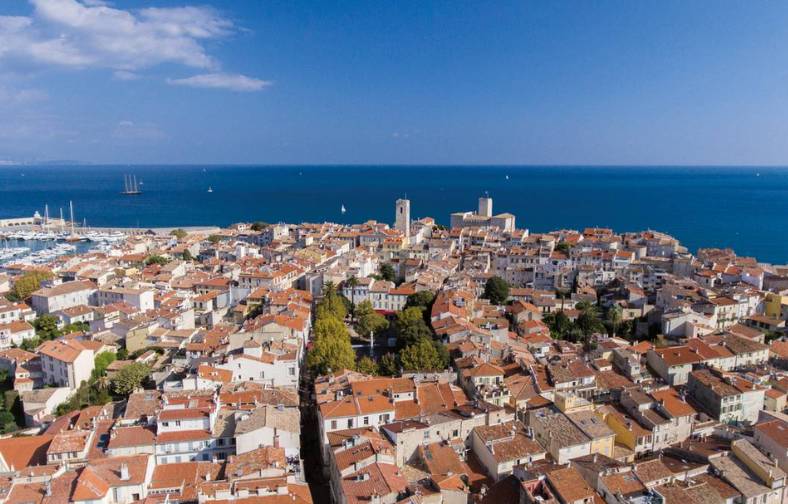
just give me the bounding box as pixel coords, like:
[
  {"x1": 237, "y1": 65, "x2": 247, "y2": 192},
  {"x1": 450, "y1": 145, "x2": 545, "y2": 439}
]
[{"x1": 121, "y1": 174, "x2": 143, "y2": 195}]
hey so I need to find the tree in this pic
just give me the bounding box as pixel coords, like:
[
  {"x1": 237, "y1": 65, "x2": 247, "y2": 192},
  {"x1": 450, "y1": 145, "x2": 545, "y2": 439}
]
[
  {"x1": 543, "y1": 311, "x2": 572, "y2": 340},
  {"x1": 110, "y1": 363, "x2": 150, "y2": 396},
  {"x1": 61, "y1": 321, "x2": 89, "y2": 335},
  {"x1": 307, "y1": 331, "x2": 356, "y2": 375},
  {"x1": 378, "y1": 353, "x2": 399, "y2": 376},
  {"x1": 379, "y1": 263, "x2": 396, "y2": 282},
  {"x1": 182, "y1": 249, "x2": 194, "y2": 261},
  {"x1": 7, "y1": 270, "x2": 53, "y2": 301},
  {"x1": 405, "y1": 291, "x2": 435, "y2": 311},
  {"x1": 606, "y1": 305, "x2": 623, "y2": 338},
  {"x1": 207, "y1": 234, "x2": 222, "y2": 244},
  {"x1": 144, "y1": 255, "x2": 169, "y2": 266},
  {"x1": 0, "y1": 411, "x2": 16, "y2": 434},
  {"x1": 483, "y1": 276, "x2": 510, "y2": 305},
  {"x1": 316, "y1": 282, "x2": 348, "y2": 321},
  {"x1": 251, "y1": 222, "x2": 270, "y2": 231},
  {"x1": 355, "y1": 300, "x2": 388, "y2": 338},
  {"x1": 314, "y1": 316, "x2": 350, "y2": 341},
  {"x1": 555, "y1": 242, "x2": 572, "y2": 254},
  {"x1": 576, "y1": 303, "x2": 604, "y2": 338},
  {"x1": 395, "y1": 307, "x2": 433, "y2": 349},
  {"x1": 170, "y1": 228, "x2": 187, "y2": 240},
  {"x1": 400, "y1": 337, "x2": 444, "y2": 372},
  {"x1": 116, "y1": 347, "x2": 129, "y2": 360},
  {"x1": 33, "y1": 315, "x2": 61, "y2": 341},
  {"x1": 93, "y1": 351, "x2": 116, "y2": 380},
  {"x1": 357, "y1": 356, "x2": 379, "y2": 375},
  {"x1": 20, "y1": 337, "x2": 40, "y2": 351}
]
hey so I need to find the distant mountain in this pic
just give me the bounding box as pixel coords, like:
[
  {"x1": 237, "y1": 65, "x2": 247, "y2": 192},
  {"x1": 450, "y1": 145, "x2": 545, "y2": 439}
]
[{"x1": 0, "y1": 159, "x2": 89, "y2": 166}]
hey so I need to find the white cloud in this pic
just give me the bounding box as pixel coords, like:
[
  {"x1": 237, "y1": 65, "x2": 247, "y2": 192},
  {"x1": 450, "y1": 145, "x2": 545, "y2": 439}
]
[
  {"x1": 0, "y1": 1, "x2": 266, "y2": 90},
  {"x1": 0, "y1": 85, "x2": 49, "y2": 105},
  {"x1": 167, "y1": 73, "x2": 271, "y2": 92},
  {"x1": 113, "y1": 70, "x2": 140, "y2": 80},
  {"x1": 112, "y1": 120, "x2": 166, "y2": 141}
]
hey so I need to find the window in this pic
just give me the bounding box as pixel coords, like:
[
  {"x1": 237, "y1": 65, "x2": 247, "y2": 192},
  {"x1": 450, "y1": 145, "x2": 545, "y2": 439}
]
[
  {"x1": 363, "y1": 416, "x2": 369, "y2": 425},
  {"x1": 347, "y1": 419, "x2": 353, "y2": 428},
  {"x1": 331, "y1": 420, "x2": 337, "y2": 429}
]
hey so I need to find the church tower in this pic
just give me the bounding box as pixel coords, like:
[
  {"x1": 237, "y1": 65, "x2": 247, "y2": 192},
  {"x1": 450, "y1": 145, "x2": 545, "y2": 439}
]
[{"x1": 395, "y1": 198, "x2": 411, "y2": 240}]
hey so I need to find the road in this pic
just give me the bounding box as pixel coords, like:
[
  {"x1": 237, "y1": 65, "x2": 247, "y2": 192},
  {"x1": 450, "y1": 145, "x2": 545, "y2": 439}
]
[{"x1": 299, "y1": 367, "x2": 332, "y2": 504}]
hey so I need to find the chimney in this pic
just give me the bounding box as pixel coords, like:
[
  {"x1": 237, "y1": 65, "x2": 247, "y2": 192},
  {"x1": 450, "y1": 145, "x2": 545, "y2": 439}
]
[{"x1": 120, "y1": 463, "x2": 130, "y2": 481}]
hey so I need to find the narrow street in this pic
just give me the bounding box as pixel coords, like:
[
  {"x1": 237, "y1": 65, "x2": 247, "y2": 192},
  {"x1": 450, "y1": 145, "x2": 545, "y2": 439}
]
[{"x1": 299, "y1": 368, "x2": 332, "y2": 504}]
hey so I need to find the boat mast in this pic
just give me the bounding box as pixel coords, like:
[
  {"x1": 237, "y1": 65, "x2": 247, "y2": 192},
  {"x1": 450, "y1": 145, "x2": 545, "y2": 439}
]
[
  {"x1": 69, "y1": 201, "x2": 75, "y2": 235},
  {"x1": 44, "y1": 204, "x2": 49, "y2": 227}
]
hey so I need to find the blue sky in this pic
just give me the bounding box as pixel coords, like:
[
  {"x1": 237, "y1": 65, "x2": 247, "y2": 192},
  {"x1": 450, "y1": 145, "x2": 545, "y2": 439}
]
[{"x1": 1, "y1": 0, "x2": 788, "y2": 165}]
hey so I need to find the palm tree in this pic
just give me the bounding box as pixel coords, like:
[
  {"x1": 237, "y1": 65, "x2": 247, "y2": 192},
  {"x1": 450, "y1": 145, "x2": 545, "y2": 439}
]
[
  {"x1": 555, "y1": 288, "x2": 570, "y2": 311},
  {"x1": 607, "y1": 305, "x2": 622, "y2": 338}
]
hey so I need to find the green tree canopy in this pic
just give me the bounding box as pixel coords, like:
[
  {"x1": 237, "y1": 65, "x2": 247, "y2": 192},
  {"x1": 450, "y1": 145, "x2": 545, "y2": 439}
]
[
  {"x1": 110, "y1": 362, "x2": 150, "y2": 396},
  {"x1": 379, "y1": 263, "x2": 396, "y2": 282},
  {"x1": 316, "y1": 282, "x2": 348, "y2": 321},
  {"x1": 251, "y1": 222, "x2": 270, "y2": 231},
  {"x1": 170, "y1": 228, "x2": 187, "y2": 240},
  {"x1": 92, "y1": 351, "x2": 117, "y2": 380},
  {"x1": 314, "y1": 316, "x2": 350, "y2": 341},
  {"x1": 144, "y1": 255, "x2": 169, "y2": 266},
  {"x1": 355, "y1": 300, "x2": 389, "y2": 338},
  {"x1": 7, "y1": 270, "x2": 53, "y2": 301},
  {"x1": 400, "y1": 337, "x2": 445, "y2": 372},
  {"x1": 182, "y1": 249, "x2": 194, "y2": 261},
  {"x1": 356, "y1": 356, "x2": 379, "y2": 376},
  {"x1": 307, "y1": 331, "x2": 356, "y2": 375},
  {"x1": 405, "y1": 290, "x2": 435, "y2": 311},
  {"x1": 378, "y1": 353, "x2": 399, "y2": 376},
  {"x1": 33, "y1": 315, "x2": 61, "y2": 341},
  {"x1": 606, "y1": 305, "x2": 623, "y2": 337},
  {"x1": 207, "y1": 234, "x2": 222, "y2": 244},
  {"x1": 483, "y1": 276, "x2": 510, "y2": 305},
  {"x1": 395, "y1": 307, "x2": 433, "y2": 349},
  {"x1": 543, "y1": 311, "x2": 573, "y2": 339},
  {"x1": 576, "y1": 303, "x2": 604, "y2": 337}
]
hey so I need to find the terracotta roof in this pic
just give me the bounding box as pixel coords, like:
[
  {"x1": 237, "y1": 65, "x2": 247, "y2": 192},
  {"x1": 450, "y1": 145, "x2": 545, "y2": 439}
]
[
  {"x1": 0, "y1": 435, "x2": 53, "y2": 470},
  {"x1": 753, "y1": 420, "x2": 788, "y2": 449}
]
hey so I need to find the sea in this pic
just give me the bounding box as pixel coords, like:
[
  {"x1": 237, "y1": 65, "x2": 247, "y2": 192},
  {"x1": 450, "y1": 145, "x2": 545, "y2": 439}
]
[{"x1": 0, "y1": 165, "x2": 786, "y2": 264}]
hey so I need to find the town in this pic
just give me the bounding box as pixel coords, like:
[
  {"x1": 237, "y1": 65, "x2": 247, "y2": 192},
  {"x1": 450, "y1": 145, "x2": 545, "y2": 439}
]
[{"x1": 0, "y1": 196, "x2": 786, "y2": 504}]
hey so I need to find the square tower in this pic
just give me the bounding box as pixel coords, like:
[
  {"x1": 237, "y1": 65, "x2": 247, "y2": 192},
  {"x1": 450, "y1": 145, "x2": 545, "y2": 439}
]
[
  {"x1": 478, "y1": 197, "x2": 493, "y2": 218},
  {"x1": 395, "y1": 198, "x2": 411, "y2": 238}
]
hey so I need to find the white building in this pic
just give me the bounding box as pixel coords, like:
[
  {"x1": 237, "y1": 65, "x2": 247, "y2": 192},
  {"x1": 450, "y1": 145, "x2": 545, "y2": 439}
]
[
  {"x1": 0, "y1": 321, "x2": 35, "y2": 348},
  {"x1": 38, "y1": 339, "x2": 95, "y2": 390},
  {"x1": 97, "y1": 287, "x2": 155, "y2": 312},
  {"x1": 30, "y1": 280, "x2": 96, "y2": 315}
]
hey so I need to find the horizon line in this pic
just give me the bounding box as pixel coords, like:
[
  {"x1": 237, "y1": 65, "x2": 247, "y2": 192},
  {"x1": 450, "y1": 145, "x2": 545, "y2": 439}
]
[{"x1": 2, "y1": 163, "x2": 788, "y2": 168}]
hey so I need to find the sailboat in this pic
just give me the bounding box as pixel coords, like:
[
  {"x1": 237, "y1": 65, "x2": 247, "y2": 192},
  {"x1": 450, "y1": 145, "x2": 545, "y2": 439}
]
[
  {"x1": 341, "y1": 204, "x2": 347, "y2": 215},
  {"x1": 207, "y1": 187, "x2": 213, "y2": 193},
  {"x1": 121, "y1": 174, "x2": 143, "y2": 195},
  {"x1": 65, "y1": 201, "x2": 82, "y2": 242}
]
